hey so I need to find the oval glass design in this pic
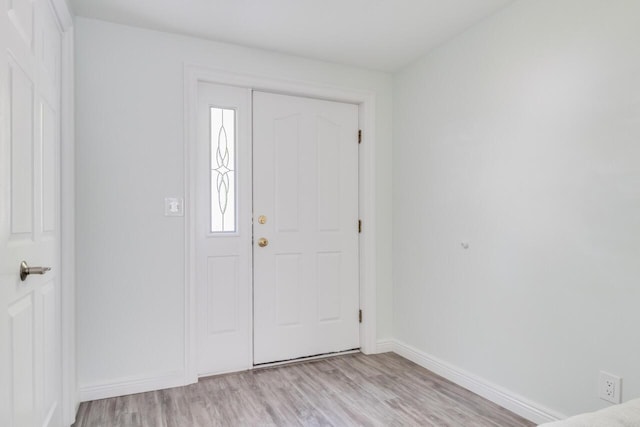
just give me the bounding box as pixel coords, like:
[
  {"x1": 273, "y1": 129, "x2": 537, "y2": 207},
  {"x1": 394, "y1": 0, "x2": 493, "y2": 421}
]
[{"x1": 210, "y1": 107, "x2": 236, "y2": 233}]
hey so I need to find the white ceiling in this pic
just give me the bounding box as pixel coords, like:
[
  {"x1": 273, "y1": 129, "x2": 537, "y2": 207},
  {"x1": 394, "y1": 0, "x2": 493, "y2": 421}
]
[{"x1": 69, "y1": 0, "x2": 514, "y2": 72}]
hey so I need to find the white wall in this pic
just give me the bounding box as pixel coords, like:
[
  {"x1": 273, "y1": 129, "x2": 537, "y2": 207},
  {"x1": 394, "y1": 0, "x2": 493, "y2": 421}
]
[
  {"x1": 393, "y1": 0, "x2": 640, "y2": 419},
  {"x1": 75, "y1": 17, "x2": 393, "y2": 395}
]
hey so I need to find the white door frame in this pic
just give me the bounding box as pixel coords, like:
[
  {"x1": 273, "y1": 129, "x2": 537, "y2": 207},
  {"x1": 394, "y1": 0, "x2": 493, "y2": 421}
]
[
  {"x1": 184, "y1": 65, "x2": 377, "y2": 383},
  {"x1": 51, "y1": 0, "x2": 77, "y2": 423}
]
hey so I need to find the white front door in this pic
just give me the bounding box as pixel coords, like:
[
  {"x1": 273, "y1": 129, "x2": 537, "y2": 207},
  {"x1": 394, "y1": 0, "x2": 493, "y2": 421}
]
[
  {"x1": 253, "y1": 91, "x2": 360, "y2": 364},
  {"x1": 0, "y1": 1, "x2": 63, "y2": 426}
]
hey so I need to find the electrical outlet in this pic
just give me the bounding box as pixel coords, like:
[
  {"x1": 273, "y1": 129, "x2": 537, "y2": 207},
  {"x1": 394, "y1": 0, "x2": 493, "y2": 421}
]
[{"x1": 599, "y1": 371, "x2": 622, "y2": 404}]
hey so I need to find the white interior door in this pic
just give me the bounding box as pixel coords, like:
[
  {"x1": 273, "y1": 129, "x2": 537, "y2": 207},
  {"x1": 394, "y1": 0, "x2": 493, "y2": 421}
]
[
  {"x1": 253, "y1": 91, "x2": 360, "y2": 365},
  {"x1": 0, "y1": 1, "x2": 62, "y2": 426},
  {"x1": 196, "y1": 83, "x2": 252, "y2": 376}
]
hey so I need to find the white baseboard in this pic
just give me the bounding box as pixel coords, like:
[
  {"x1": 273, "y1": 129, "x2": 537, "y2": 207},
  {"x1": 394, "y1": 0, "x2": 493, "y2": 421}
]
[
  {"x1": 390, "y1": 339, "x2": 565, "y2": 425},
  {"x1": 376, "y1": 339, "x2": 395, "y2": 353},
  {"x1": 79, "y1": 370, "x2": 186, "y2": 402}
]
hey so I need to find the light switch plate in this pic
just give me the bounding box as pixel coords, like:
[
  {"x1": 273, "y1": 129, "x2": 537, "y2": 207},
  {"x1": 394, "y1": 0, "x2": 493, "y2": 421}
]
[{"x1": 164, "y1": 197, "x2": 184, "y2": 216}]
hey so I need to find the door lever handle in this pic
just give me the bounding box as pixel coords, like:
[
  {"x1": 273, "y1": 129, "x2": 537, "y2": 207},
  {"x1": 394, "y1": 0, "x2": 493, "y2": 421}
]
[{"x1": 20, "y1": 261, "x2": 51, "y2": 281}]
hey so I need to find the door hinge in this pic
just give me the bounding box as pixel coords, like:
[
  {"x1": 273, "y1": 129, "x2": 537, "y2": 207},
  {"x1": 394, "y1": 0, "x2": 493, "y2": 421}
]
[
  {"x1": 358, "y1": 219, "x2": 362, "y2": 233},
  {"x1": 359, "y1": 309, "x2": 362, "y2": 323},
  {"x1": 358, "y1": 129, "x2": 362, "y2": 144}
]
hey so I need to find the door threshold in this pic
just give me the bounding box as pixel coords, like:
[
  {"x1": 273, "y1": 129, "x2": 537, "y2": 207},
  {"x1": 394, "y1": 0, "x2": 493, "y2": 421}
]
[{"x1": 253, "y1": 348, "x2": 360, "y2": 369}]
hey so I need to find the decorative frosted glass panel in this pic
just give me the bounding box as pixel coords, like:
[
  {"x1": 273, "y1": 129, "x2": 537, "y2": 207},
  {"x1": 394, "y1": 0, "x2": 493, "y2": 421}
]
[{"x1": 210, "y1": 107, "x2": 236, "y2": 232}]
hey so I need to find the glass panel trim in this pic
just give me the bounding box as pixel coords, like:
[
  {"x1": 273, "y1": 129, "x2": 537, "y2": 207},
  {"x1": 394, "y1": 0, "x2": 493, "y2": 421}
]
[{"x1": 210, "y1": 107, "x2": 236, "y2": 233}]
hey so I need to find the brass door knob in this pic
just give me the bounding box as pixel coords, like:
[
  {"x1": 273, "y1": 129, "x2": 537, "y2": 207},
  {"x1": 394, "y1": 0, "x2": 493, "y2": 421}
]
[{"x1": 257, "y1": 238, "x2": 269, "y2": 247}]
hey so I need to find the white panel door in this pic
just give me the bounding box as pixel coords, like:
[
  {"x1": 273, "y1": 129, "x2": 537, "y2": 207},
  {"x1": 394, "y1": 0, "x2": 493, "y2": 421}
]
[
  {"x1": 196, "y1": 83, "x2": 252, "y2": 376},
  {"x1": 0, "y1": 1, "x2": 62, "y2": 426},
  {"x1": 253, "y1": 91, "x2": 359, "y2": 364}
]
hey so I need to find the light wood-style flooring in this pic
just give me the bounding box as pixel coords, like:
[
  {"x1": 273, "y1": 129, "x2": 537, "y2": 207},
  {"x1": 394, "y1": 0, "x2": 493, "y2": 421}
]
[{"x1": 73, "y1": 352, "x2": 535, "y2": 426}]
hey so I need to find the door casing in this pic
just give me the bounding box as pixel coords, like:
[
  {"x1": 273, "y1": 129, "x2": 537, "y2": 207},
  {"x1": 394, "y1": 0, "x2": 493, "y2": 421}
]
[
  {"x1": 184, "y1": 65, "x2": 378, "y2": 383},
  {"x1": 54, "y1": 1, "x2": 78, "y2": 423}
]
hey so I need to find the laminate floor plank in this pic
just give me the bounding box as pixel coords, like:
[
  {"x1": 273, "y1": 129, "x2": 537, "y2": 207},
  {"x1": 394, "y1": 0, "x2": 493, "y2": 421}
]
[{"x1": 73, "y1": 353, "x2": 535, "y2": 427}]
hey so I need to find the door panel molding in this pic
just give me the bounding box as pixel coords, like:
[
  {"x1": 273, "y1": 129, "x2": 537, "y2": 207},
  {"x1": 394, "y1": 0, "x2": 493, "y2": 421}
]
[{"x1": 184, "y1": 65, "x2": 377, "y2": 383}]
